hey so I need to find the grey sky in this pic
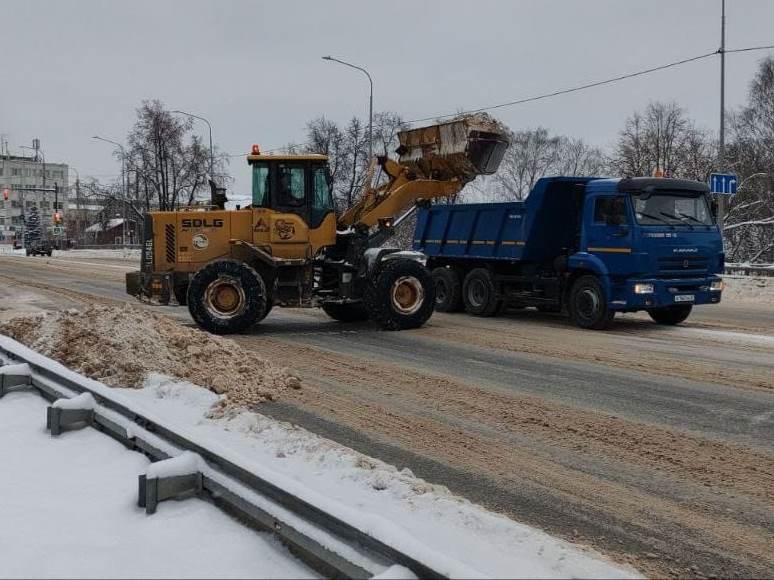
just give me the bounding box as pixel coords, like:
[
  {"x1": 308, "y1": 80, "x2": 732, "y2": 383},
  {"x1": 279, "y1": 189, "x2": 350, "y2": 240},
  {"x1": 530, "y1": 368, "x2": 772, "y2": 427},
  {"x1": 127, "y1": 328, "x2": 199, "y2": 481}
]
[{"x1": 2, "y1": 0, "x2": 773, "y2": 196}]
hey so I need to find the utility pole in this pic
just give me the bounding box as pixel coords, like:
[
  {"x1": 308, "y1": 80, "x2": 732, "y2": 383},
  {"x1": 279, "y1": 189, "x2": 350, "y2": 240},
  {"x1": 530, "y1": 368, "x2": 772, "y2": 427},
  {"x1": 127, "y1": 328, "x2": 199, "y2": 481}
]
[{"x1": 717, "y1": 0, "x2": 727, "y2": 232}]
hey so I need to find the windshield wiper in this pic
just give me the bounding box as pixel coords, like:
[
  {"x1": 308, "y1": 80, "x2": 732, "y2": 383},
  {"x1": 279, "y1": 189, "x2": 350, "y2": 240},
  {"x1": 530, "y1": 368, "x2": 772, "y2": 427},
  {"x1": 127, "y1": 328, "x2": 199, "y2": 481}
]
[
  {"x1": 676, "y1": 211, "x2": 706, "y2": 226},
  {"x1": 637, "y1": 211, "x2": 670, "y2": 225},
  {"x1": 659, "y1": 211, "x2": 694, "y2": 229}
]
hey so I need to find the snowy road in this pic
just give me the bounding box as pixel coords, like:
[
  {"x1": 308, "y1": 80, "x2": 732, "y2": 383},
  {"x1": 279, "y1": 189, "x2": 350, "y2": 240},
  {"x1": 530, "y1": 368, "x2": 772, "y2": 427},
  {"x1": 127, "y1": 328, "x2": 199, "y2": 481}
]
[
  {"x1": 0, "y1": 392, "x2": 315, "y2": 579},
  {"x1": 1, "y1": 252, "x2": 773, "y2": 578}
]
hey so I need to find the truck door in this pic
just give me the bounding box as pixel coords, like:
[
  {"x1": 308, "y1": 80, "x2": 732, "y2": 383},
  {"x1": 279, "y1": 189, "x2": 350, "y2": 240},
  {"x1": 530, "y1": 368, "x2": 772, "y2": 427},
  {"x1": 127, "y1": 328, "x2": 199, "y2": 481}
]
[{"x1": 584, "y1": 195, "x2": 634, "y2": 273}]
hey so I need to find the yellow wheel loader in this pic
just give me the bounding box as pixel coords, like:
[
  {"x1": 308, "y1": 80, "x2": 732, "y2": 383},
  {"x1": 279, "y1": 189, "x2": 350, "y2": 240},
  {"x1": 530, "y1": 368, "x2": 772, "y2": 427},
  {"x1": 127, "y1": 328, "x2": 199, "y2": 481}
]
[{"x1": 126, "y1": 115, "x2": 508, "y2": 334}]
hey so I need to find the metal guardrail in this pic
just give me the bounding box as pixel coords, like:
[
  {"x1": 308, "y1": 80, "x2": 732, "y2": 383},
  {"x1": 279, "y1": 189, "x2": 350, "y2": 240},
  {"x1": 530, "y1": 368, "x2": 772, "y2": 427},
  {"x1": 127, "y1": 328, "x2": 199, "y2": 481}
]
[
  {"x1": 0, "y1": 341, "x2": 449, "y2": 579},
  {"x1": 725, "y1": 264, "x2": 774, "y2": 278}
]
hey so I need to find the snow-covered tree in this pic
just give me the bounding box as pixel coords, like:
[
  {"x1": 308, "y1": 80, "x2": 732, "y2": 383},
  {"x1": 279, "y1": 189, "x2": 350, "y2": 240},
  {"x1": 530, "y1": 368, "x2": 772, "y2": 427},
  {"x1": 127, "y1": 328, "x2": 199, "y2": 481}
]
[{"x1": 24, "y1": 206, "x2": 42, "y2": 246}]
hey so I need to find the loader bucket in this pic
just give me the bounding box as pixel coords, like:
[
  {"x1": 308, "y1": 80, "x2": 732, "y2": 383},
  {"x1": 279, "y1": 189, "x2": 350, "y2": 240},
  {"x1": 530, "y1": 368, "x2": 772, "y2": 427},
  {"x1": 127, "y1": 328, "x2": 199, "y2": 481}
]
[{"x1": 396, "y1": 113, "x2": 509, "y2": 182}]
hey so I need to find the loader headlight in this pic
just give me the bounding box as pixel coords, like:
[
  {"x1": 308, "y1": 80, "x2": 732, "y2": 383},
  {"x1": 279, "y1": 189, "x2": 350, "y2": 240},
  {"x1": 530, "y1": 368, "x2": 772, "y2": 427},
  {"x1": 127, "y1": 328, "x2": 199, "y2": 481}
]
[
  {"x1": 710, "y1": 279, "x2": 724, "y2": 292},
  {"x1": 634, "y1": 283, "x2": 654, "y2": 294}
]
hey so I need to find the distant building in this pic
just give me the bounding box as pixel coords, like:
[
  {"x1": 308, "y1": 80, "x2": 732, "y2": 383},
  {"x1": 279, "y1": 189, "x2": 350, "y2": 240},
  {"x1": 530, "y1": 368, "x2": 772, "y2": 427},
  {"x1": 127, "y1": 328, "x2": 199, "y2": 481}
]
[{"x1": 0, "y1": 153, "x2": 69, "y2": 244}]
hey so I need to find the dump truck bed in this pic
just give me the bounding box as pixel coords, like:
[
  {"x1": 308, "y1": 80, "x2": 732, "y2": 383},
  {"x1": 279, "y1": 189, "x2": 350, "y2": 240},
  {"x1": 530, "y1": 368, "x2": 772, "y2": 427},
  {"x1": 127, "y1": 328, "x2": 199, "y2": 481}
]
[{"x1": 413, "y1": 176, "x2": 597, "y2": 262}]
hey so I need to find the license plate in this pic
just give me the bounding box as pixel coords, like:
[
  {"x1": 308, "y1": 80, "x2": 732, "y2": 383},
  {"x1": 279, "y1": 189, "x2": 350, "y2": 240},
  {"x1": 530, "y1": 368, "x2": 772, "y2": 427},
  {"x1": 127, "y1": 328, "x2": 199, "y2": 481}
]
[{"x1": 674, "y1": 294, "x2": 695, "y2": 303}]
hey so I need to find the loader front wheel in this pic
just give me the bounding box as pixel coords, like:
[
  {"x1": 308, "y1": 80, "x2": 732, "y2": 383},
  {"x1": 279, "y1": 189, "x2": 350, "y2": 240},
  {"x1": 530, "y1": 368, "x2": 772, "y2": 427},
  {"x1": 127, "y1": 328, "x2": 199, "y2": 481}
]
[
  {"x1": 187, "y1": 260, "x2": 267, "y2": 334},
  {"x1": 366, "y1": 259, "x2": 435, "y2": 330}
]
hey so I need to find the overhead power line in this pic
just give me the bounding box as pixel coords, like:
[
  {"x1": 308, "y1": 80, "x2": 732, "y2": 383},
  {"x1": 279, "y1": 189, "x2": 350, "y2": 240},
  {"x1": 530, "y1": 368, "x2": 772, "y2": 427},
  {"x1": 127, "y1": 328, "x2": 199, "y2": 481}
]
[{"x1": 226, "y1": 43, "x2": 774, "y2": 156}]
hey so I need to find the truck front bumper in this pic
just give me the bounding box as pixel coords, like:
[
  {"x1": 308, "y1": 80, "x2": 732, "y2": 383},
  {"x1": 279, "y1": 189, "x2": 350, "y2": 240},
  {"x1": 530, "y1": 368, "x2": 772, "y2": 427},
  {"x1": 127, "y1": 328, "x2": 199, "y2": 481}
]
[{"x1": 609, "y1": 276, "x2": 723, "y2": 311}]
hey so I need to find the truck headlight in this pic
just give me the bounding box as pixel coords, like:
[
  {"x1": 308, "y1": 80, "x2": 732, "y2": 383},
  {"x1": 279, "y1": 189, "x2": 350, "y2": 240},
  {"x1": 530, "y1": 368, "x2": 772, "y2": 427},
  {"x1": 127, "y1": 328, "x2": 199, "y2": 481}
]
[
  {"x1": 634, "y1": 283, "x2": 654, "y2": 294},
  {"x1": 710, "y1": 279, "x2": 724, "y2": 292}
]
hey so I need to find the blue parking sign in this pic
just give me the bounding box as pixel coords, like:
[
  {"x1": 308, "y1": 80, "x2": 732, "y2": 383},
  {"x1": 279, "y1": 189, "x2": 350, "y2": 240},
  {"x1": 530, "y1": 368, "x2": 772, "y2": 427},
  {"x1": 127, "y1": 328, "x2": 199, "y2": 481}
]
[{"x1": 710, "y1": 173, "x2": 737, "y2": 195}]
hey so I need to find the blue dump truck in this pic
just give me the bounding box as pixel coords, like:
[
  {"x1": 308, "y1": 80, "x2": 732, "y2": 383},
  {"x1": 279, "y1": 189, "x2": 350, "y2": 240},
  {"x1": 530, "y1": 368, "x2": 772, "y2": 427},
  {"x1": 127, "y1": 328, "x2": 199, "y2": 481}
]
[{"x1": 413, "y1": 176, "x2": 724, "y2": 329}]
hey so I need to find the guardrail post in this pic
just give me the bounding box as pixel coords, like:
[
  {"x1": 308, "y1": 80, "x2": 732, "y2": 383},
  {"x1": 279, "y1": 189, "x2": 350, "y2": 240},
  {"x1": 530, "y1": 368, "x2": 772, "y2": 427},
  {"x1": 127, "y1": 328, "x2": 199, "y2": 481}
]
[
  {"x1": 46, "y1": 406, "x2": 95, "y2": 436},
  {"x1": 138, "y1": 471, "x2": 203, "y2": 515},
  {"x1": 0, "y1": 364, "x2": 32, "y2": 398}
]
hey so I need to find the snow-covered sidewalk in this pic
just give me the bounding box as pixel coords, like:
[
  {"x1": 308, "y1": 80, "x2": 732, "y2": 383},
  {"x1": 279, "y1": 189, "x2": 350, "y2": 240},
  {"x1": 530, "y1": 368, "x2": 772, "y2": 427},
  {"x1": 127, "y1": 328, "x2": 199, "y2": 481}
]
[{"x1": 0, "y1": 392, "x2": 316, "y2": 579}]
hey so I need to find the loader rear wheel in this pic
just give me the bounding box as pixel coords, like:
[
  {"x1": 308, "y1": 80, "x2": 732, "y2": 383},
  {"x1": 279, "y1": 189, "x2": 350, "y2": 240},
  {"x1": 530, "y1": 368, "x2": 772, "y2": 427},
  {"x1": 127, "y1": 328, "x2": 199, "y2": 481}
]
[
  {"x1": 432, "y1": 267, "x2": 463, "y2": 312},
  {"x1": 322, "y1": 302, "x2": 369, "y2": 322},
  {"x1": 187, "y1": 260, "x2": 267, "y2": 334},
  {"x1": 366, "y1": 259, "x2": 435, "y2": 330},
  {"x1": 462, "y1": 268, "x2": 501, "y2": 317}
]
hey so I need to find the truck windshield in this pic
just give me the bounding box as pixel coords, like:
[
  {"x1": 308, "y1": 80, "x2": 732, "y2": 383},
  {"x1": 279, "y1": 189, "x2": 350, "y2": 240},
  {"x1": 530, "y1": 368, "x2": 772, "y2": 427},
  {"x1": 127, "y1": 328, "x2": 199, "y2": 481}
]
[{"x1": 631, "y1": 192, "x2": 714, "y2": 226}]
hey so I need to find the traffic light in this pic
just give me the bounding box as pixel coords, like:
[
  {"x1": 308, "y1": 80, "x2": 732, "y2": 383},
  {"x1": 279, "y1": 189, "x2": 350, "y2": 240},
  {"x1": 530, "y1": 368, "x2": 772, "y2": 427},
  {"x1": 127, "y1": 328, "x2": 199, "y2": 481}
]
[
  {"x1": 2, "y1": 188, "x2": 8, "y2": 201},
  {"x1": 53, "y1": 212, "x2": 62, "y2": 224}
]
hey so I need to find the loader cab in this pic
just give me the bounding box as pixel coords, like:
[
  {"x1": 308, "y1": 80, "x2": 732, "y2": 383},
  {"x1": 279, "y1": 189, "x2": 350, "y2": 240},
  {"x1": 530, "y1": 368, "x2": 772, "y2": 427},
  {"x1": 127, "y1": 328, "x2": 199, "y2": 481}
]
[{"x1": 248, "y1": 151, "x2": 335, "y2": 229}]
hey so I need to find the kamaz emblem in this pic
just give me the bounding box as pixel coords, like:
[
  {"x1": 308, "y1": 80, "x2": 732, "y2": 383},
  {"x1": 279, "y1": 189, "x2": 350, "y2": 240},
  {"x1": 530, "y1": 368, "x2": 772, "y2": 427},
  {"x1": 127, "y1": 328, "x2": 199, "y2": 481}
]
[{"x1": 181, "y1": 218, "x2": 223, "y2": 229}]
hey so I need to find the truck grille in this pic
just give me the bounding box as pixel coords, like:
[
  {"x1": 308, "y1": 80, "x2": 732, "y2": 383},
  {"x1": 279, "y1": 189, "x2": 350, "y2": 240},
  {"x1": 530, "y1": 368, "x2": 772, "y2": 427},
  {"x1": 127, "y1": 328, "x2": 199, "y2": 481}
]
[
  {"x1": 657, "y1": 256, "x2": 709, "y2": 277},
  {"x1": 165, "y1": 224, "x2": 176, "y2": 263}
]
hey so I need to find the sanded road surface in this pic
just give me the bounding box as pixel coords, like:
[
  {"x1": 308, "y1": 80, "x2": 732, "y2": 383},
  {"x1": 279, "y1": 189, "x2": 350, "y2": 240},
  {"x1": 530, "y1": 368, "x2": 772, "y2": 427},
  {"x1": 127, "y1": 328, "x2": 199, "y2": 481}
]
[{"x1": 1, "y1": 252, "x2": 773, "y2": 577}]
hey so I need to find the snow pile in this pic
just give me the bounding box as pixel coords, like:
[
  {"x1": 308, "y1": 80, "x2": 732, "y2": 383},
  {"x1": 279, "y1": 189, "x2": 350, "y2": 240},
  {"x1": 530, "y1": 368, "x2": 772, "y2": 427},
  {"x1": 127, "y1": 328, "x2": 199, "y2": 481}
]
[
  {"x1": 53, "y1": 392, "x2": 96, "y2": 410},
  {"x1": 146, "y1": 451, "x2": 204, "y2": 480},
  {"x1": 0, "y1": 305, "x2": 300, "y2": 415},
  {"x1": 122, "y1": 377, "x2": 640, "y2": 579},
  {"x1": 723, "y1": 275, "x2": 774, "y2": 305}
]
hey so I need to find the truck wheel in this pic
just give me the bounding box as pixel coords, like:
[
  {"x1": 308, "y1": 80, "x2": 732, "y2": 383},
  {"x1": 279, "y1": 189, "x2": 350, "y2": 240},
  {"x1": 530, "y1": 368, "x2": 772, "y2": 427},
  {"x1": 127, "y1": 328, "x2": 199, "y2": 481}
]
[
  {"x1": 322, "y1": 302, "x2": 369, "y2": 322},
  {"x1": 366, "y1": 259, "x2": 435, "y2": 330},
  {"x1": 569, "y1": 275, "x2": 614, "y2": 330},
  {"x1": 462, "y1": 268, "x2": 501, "y2": 317},
  {"x1": 25, "y1": 249, "x2": 31, "y2": 256},
  {"x1": 432, "y1": 267, "x2": 463, "y2": 312},
  {"x1": 648, "y1": 305, "x2": 692, "y2": 325},
  {"x1": 187, "y1": 260, "x2": 267, "y2": 334}
]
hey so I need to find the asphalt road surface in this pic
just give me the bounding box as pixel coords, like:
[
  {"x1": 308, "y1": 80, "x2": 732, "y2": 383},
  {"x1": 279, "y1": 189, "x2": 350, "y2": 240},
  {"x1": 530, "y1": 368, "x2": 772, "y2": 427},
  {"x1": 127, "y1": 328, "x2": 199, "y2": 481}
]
[{"x1": 1, "y1": 252, "x2": 772, "y2": 578}]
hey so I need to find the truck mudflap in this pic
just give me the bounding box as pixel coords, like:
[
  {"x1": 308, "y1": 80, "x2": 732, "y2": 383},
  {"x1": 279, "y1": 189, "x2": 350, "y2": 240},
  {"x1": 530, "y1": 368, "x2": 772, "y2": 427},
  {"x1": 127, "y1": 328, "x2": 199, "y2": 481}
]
[{"x1": 609, "y1": 277, "x2": 723, "y2": 311}]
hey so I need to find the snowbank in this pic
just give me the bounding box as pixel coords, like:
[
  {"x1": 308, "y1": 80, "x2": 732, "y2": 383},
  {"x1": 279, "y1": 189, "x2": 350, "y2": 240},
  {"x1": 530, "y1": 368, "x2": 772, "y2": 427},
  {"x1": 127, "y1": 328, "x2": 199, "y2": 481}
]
[
  {"x1": 0, "y1": 306, "x2": 300, "y2": 414},
  {"x1": 0, "y1": 392, "x2": 315, "y2": 579},
  {"x1": 722, "y1": 275, "x2": 774, "y2": 306},
  {"x1": 119, "y1": 375, "x2": 640, "y2": 580}
]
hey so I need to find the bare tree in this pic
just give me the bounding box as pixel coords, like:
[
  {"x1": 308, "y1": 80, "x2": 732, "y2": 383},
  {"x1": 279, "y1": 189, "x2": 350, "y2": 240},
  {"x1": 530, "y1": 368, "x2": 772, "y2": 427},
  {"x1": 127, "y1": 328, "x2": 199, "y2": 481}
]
[
  {"x1": 725, "y1": 56, "x2": 774, "y2": 263},
  {"x1": 611, "y1": 101, "x2": 714, "y2": 179},
  {"x1": 303, "y1": 111, "x2": 405, "y2": 211},
  {"x1": 126, "y1": 100, "x2": 227, "y2": 212}
]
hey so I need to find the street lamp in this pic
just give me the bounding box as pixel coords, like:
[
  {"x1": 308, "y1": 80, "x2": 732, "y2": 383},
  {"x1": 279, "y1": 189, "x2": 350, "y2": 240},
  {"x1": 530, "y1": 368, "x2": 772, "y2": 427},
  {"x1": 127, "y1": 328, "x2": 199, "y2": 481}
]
[
  {"x1": 93, "y1": 135, "x2": 128, "y2": 246},
  {"x1": 171, "y1": 110, "x2": 215, "y2": 181},
  {"x1": 322, "y1": 55, "x2": 373, "y2": 162}
]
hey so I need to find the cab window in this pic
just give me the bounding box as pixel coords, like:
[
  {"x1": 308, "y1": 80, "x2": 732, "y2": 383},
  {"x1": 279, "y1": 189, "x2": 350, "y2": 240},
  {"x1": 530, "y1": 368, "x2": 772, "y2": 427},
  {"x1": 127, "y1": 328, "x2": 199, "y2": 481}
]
[
  {"x1": 312, "y1": 167, "x2": 334, "y2": 212},
  {"x1": 594, "y1": 196, "x2": 628, "y2": 226},
  {"x1": 252, "y1": 163, "x2": 270, "y2": 207},
  {"x1": 277, "y1": 164, "x2": 305, "y2": 207},
  {"x1": 310, "y1": 166, "x2": 334, "y2": 228}
]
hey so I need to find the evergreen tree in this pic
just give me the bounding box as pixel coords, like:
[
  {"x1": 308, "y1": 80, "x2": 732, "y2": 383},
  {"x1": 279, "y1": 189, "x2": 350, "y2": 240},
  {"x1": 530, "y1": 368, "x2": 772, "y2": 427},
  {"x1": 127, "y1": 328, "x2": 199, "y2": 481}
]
[{"x1": 24, "y1": 206, "x2": 42, "y2": 246}]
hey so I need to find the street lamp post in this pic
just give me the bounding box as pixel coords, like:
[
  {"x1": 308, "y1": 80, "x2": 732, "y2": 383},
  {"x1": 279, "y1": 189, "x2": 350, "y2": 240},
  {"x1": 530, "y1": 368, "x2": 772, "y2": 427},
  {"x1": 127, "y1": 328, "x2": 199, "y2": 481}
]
[
  {"x1": 93, "y1": 135, "x2": 128, "y2": 246},
  {"x1": 322, "y1": 55, "x2": 373, "y2": 162},
  {"x1": 172, "y1": 110, "x2": 215, "y2": 181}
]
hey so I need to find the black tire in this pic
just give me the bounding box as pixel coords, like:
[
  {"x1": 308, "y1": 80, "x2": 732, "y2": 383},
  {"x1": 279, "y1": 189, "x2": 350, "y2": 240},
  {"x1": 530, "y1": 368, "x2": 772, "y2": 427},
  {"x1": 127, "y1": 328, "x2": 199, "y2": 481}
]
[
  {"x1": 365, "y1": 259, "x2": 435, "y2": 331},
  {"x1": 648, "y1": 305, "x2": 692, "y2": 325},
  {"x1": 569, "y1": 275, "x2": 614, "y2": 330},
  {"x1": 432, "y1": 267, "x2": 463, "y2": 312},
  {"x1": 187, "y1": 260, "x2": 267, "y2": 334},
  {"x1": 462, "y1": 268, "x2": 501, "y2": 317},
  {"x1": 322, "y1": 302, "x2": 369, "y2": 322}
]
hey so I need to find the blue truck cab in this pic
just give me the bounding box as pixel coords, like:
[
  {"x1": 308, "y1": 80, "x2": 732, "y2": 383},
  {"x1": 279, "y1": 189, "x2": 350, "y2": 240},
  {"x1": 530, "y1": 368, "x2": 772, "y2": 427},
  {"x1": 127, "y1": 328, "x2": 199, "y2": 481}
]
[{"x1": 413, "y1": 176, "x2": 724, "y2": 329}]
